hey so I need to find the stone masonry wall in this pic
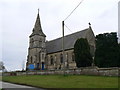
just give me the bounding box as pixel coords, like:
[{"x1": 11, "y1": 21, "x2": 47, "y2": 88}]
[{"x1": 3, "y1": 67, "x2": 119, "y2": 77}]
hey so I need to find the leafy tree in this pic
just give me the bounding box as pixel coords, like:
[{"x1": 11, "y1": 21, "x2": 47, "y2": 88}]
[
  {"x1": 94, "y1": 32, "x2": 120, "y2": 67},
  {"x1": 74, "y1": 38, "x2": 93, "y2": 68},
  {"x1": 0, "y1": 61, "x2": 6, "y2": 71}
]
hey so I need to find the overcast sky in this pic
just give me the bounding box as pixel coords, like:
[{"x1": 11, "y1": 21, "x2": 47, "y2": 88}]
[{"x1": 1, "y1": 0, "x2": 119, "y2": 71}]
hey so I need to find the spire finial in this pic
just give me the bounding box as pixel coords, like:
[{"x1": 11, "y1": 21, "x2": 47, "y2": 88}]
[{"x1": 38, "y1": 8, "x2": 39, "y2": 14}]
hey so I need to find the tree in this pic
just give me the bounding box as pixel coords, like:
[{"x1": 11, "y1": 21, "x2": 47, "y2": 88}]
[
  {"x1": 74, "y1": 38, "x2": 93, "y2": 68},
  {"x1": 0, "y1": 61, "x2": 6, "y2": 71},
  {"x1": 94, "y1": 32, "x2": 120, "y2": 67}
]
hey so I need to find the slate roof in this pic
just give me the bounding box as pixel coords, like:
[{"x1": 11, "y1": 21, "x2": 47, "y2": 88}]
[{"x1": 46, "y1": 27, "x2": 95, "y2": 54}]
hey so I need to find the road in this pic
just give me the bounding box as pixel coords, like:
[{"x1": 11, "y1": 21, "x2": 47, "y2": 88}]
[{"x1": 0, "y1": 81, "x2": 45, "y2": 90}]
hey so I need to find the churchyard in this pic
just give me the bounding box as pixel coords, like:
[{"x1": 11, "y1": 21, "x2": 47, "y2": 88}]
[{"x1": 2, "y1": 75, "x2": 119, "y2": 88}]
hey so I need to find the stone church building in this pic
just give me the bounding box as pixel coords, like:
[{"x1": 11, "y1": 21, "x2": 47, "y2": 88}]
[{"x1": 26, "y1": 11, "x2": 96, "y2": 70}]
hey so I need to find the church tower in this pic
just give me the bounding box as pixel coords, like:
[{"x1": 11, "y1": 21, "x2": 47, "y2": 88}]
[{"x1": 26, "y1": 10, "x2": 46, "y2": 70}]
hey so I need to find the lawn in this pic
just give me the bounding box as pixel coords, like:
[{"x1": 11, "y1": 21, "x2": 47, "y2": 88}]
[
  {"x1": 0, "y1": 76, "x2": 1, "y2": 81},
  {"x1": 2, "y1": 75, "x2": 119, "y2": 88}
]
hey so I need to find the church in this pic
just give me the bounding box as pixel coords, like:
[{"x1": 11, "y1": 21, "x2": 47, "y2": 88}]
[{"x1": 26, "y1": 11, "x2": 96, "y2": 70}]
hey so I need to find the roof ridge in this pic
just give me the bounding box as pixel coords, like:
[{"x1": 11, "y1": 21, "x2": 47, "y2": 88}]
[{"x1": 46, "y1": 28, "x2": 89, "y2": 43}]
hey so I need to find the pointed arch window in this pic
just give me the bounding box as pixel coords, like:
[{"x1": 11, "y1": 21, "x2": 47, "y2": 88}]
[
  {"x1": 66, "y1": 52, "x2": 69, "y2": 68},
  {"x1": 30, "y1": 56, "x2": 33, "y2": 63},
  {"x1": 66, "y1": 53, "x2": 68, "y2": 61},
  {"x1": 42, "y1": 54, "x2": 44, "y2": 60},
  {"x1": 39, "y1": 52, "x2": 41, "y2": 62},
  {"x1": 31, "y1": 38, "x2": 34, "y2": 47},
  {"x1": 54, "y1": 55, "x2": 57, "y2": 63},
  {"x1": 50, "y1": 56, "x2": 54, "y2": 65},
  {"x1": 60, "y1": 54, "x2": 63, "y2": 63},
  {"x1": 72, "y1": 52, "x2": 75, "y2": 61}
]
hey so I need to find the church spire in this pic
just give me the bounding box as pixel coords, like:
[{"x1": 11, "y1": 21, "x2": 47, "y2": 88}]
[
  {"x1": 34, "y1": 9, "x2": 42, "y2": 31},
  {"x1": 30, "y1": 9, "x2": 46, "y2": 37}
]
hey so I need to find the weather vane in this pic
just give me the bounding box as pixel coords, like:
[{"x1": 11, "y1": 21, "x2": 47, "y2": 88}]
[
  {"x1": 88, "y1": 22, "x2": 91, "y2": 27},
  {"x1": 88, "y1": 22, "x2": 91, "y2": 26}
]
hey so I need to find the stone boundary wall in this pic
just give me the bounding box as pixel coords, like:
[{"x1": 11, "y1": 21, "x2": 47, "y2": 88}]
[{"x1": 3, "y1": 67, "x2": 119, "y2": 77}]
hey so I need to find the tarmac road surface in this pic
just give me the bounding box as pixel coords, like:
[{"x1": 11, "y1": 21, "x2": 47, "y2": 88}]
[{"x1": 0, "y1": 81, "x2": 45, "y2": 90}]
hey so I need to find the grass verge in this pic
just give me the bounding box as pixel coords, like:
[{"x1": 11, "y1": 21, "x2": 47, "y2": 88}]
[{"x1": 2, "y1": 75, "x2": 119, "y2": 88}]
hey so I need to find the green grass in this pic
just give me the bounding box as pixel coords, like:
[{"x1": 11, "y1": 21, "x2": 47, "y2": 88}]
[
  {"x1": 0, "y1": 76, "x2": 2, "y2": 81},
  {"x1": 2, "y1": 75, "x2": 119, "y2": 88}
]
